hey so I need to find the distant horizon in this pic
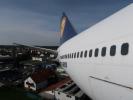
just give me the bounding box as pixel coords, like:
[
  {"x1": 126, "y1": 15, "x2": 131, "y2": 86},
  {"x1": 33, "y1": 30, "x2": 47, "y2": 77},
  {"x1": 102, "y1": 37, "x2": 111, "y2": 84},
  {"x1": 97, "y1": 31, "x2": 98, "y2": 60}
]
[{"x1": 0, "y1": 45, "x2": 59, "y2": 47}]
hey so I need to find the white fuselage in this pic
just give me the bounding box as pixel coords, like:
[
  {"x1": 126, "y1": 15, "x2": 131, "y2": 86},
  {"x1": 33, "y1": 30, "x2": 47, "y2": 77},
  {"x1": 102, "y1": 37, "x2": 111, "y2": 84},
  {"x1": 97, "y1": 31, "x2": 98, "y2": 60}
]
[{"x1": 58, "y1": 4, "x2": 133, "y2": 100}]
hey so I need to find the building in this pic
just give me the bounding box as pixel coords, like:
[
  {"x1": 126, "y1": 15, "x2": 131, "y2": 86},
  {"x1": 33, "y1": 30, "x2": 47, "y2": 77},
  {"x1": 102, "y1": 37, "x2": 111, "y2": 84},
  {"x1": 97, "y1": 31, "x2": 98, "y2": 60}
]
[
  {"x1": 24, "y1": 69, "x2": 56, "y2": 91},
  {"x1": 32, "y1": 57, "x2": 43, "y2": 61}
]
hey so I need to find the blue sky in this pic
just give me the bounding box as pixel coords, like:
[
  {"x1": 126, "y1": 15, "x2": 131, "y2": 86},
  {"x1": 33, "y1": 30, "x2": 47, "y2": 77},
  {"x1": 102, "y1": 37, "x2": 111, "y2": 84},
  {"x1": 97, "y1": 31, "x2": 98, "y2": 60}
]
[{"x1": 0, "y1": 0, "x2": 132, "y2": 46}]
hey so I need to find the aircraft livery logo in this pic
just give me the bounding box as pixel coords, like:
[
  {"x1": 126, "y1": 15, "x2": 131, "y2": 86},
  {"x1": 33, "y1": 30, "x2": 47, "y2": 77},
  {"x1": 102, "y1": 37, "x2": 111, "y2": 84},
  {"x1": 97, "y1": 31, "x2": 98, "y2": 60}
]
[{"x1": 60, "y1": 17, "x2": 66, "y2": 37}]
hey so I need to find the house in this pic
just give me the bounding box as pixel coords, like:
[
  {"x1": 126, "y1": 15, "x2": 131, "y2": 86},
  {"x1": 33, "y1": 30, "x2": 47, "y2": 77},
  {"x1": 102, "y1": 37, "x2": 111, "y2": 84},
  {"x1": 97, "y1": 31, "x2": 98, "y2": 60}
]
[
  {"x1": 32, "y1": 57, "x2": 43, "y2": 61},
  {"x1": 24, "y1": 69, "x2": 56, "y2": 91}
]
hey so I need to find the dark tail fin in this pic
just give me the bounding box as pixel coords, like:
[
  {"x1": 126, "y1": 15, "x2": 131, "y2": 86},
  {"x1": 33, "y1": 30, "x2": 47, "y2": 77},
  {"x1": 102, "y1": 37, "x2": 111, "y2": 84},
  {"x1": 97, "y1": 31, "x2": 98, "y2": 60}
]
[{"x1": 60, "y1": 12, "x2": 77, "y2": 45}]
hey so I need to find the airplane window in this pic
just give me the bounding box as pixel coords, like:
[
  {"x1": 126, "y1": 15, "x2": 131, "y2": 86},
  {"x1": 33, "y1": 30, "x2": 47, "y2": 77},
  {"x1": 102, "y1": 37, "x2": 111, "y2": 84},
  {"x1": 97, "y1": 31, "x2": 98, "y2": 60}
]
[
  {"x1": 70, "y1": 53, "x2": 72, "y2": 58},
  {"x1": 84, "y1": 50, "x2": 87, "y2": 58},
  {"x1": 80, "y1": 51, "x2": 83, "y2": 58},
  {"x1": 121, "y1": 43, "x2": 129, "y2": 55},
  {"x1": 74, "y1": 53, "x2": 76, "y2": 58},
  {"x1": 72, "y1": 53, "x2": 73, "y2": 58},
  {"x1": 68, "y1": 54, "x2": 69, "y2": 58},
  {"x1": 101, "y1": 47, "x2": 106, "y2": 57},
  {"x1": 63, "y1": 55, "x2": 64, "y2": 59},
  {"x1": 95, "y1": 48, "x2": 99, "y2": 57},
  {"x1": 110, "y1": 45, "x2": 116, "y2": 56},
  {"x1": 89, "y1": 49, "x2": 92, "y2": 57},
  {"x1": 77, "y1": 52, "x2": 79, "y2": 58}
]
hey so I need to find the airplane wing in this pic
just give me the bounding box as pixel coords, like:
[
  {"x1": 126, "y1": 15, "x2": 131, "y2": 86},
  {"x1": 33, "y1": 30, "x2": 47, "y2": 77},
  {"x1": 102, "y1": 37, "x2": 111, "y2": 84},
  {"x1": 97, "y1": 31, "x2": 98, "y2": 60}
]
[{"x1": 13, "y1": 43, "x2": 58, "y2": 57}]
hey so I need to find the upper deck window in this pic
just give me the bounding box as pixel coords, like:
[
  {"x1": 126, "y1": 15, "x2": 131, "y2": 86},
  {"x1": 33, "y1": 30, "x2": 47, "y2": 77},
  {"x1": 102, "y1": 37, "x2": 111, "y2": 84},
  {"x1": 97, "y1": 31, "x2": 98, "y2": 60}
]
[
  {"x1": 121, "y1": 43, "x2": 129, "y2": 55},
  {"x1": 110, "y1": 45, "x2": 116, "y2": 56},
  {"x1": 95, "y1": 48, "x2": 99, "y2": 57},
  {"x1": 101, "y1": 47, "x2": 106, "y2": 57}
]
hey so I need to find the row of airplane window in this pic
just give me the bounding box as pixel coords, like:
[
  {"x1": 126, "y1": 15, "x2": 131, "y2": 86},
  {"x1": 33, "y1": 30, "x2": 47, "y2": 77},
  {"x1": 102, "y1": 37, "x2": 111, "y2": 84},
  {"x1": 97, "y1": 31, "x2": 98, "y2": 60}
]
[{"x1": 60, "y1": 43, "x2": 129, "y2": 59}]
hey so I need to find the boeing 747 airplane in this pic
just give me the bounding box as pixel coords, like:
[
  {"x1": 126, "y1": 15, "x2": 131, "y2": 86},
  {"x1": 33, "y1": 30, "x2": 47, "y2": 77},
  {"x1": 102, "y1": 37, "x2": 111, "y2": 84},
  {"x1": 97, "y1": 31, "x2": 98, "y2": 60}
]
[{"x1": 15, "y1": 3, "x2": 133, "y2": 100}]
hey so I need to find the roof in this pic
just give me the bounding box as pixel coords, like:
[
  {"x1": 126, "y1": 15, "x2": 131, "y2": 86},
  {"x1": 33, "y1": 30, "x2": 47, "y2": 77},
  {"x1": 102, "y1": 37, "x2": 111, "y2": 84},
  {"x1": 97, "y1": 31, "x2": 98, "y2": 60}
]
[
  {"x1": 39, "y1": 77, "x2": 71, "y2": 92},
  {"x1": 31, "y1": 69, "x2": 56, "y2": 83}
]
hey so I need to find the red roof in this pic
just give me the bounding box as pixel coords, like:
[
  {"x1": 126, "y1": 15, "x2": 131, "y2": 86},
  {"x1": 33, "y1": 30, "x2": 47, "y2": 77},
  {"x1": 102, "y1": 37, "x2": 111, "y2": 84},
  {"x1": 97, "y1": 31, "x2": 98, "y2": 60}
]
[
  {"x1": 39, "y1": 77, "x2": 71, "y2": 92},
  {"x1": 31, "y1": 69, "x2": 56, "y2": 83}
]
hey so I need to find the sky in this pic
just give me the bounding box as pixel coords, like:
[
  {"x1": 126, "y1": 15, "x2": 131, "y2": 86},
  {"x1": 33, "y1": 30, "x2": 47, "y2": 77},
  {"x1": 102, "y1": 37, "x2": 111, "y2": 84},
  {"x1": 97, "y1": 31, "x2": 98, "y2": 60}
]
[{"x1": 0, "y1": 0, "x2": 132, "y2": 46}]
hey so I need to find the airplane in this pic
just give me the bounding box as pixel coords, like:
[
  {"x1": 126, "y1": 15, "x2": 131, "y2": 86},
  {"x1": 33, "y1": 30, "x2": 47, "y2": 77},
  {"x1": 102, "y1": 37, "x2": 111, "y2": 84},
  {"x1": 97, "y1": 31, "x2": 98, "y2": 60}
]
[{"x1": 14, "y1": 3, "x2": 133, "y2": 100}]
